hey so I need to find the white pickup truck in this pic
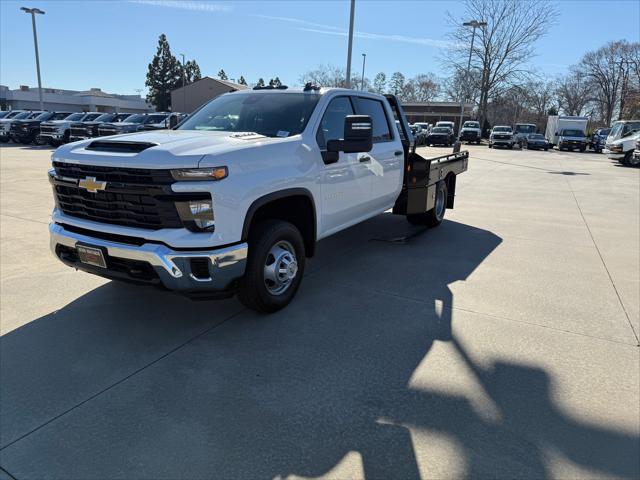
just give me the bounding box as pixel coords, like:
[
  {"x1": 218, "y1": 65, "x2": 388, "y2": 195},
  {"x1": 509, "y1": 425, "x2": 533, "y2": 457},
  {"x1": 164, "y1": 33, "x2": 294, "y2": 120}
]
[{"x1": 49, "y1": 87, "x2": 468, "y2": 312}]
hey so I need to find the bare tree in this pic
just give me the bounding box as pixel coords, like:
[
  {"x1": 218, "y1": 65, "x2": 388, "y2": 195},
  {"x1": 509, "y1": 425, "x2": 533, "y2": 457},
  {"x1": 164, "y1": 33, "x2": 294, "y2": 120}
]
[
  {"x1": 445, "y1": 0, "x2": 557, "y2": 126},
  {"x1": 556, "y1": 67, "x2": 591, "y2": 116},
  {"x1": 412, "y1": 74, "x2": 440, "y2": 101},
  {"x1": 299, "y1": 64, "x2": 348, "y2": 88}
]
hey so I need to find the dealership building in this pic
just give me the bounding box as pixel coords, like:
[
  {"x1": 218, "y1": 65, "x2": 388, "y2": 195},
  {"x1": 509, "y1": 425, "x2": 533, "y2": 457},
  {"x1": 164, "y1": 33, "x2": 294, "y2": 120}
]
[
  {"x1": 402, "y1": 101, "x2": 475, "y2": 125},
  {"x1": 0, "y1": 85, "x2": 152, "y2": 113},
  {"x1": 171, "y1": 77, "x2": 248, "y2": 113}
]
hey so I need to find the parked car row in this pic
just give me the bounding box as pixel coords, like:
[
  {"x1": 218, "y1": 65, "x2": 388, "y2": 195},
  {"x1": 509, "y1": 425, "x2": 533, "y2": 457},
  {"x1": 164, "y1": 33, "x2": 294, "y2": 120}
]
[{"x1": 0, "y1": 110, "x2": 187, "y2": 146}]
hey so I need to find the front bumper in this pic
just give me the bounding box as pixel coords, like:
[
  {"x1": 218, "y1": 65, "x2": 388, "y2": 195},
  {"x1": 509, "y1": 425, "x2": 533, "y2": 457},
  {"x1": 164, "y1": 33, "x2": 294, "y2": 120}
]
[
  {"x1": 49, "y1": 223, "x2": 248, "y2": 294},
  {"x1": 603, "y1": 149, "x2": 624, "y2": 159},
  {"x1": 490, "y1": 138, "x2": 513, "y2": 145},
  {"x1": 460, "y1": 131, "x2": 479, "y2": 140}
]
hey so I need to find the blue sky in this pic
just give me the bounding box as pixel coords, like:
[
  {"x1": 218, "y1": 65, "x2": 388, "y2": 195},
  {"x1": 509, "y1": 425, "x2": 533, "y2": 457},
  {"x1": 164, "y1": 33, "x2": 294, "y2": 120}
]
[{"x1": 1, "y1": 0, "x2": 638, "y2": 95}]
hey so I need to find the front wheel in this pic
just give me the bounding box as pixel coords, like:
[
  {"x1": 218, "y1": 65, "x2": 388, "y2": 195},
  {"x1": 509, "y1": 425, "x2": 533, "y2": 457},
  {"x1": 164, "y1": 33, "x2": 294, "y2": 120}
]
[
  {"x1": 406, "y1": 180, "x2": 448, "y2": 228},
  {"x1": 622, "y1": 150, "x2": 633, "y2": 166},
  {"x1": 627, "y1": 152, "x2": 640, "y2": 167},
  {"x1": 237, "y1": 220, "x2": 306, "y2": 313}
]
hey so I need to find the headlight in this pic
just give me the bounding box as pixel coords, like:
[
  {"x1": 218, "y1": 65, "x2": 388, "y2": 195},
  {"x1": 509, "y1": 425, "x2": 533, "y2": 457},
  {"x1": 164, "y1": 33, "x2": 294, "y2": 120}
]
[
  {"x1": 171, "y1": 167, "x2": 228, "y2": 181},
  {"x1": 175, "y1": 199, "x2": 215, "y2": 232}
]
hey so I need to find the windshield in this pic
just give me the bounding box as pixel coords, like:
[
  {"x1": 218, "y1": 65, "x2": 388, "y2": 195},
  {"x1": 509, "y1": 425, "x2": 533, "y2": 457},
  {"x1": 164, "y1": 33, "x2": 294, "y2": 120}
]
[
  {"x1": 50, "y1": 112, "x2": 73, "y2": 120},
  {"x1": 529, "y1": 134, "x2": 545, "y2": 140},
  {"x1": 515, "y1": 124, "x2": 536, "y2": 134},
  {"x1": 493, "y1": 127, "x2": 512, "y2": 132},
  {"x1": 179, "y1": 92, "x2": 320, "y2": 137},
  {"x1": 94, "y1": 113, "x2": 115, "y2": 122},
  {"x1": 28, "y1": 112, "x2": 44, "y2": 119},
  {"x1": 65, "y1": 113, "x2": 85, "y2": 122},
  {"x1": 561, "y1": 129, "x2": 585, "y2": 137},
  {"x1": 34, "y1": 112, "x2": 54, "y2": 121},
  {"x1": 116, "y1": 113, "x2": 133, "y2": 122},
  {"x1": 122, "y1": 114, "x2": 148, "y2": 124},
  {"x1": 83, "y1": 113, "x2": 103, "y2": 121},
  {"x1": 0, "y1": 112, "x2": 9, "y2": 119},
  {"x1": 144, "y1": 114, "x2": 168, "y2": 124},
  {"x1": 621, "y1": 122, "x2": 640, "y2": 137},
  {"x1": 9, "y1": 112, "x2": 29, "y2": 119},
  {"x1": 432, "y1": 127, "x2": 450, "y2": 133},
  {"x1": 463, "y1": 122, "x2": 480, "y2": 128}
]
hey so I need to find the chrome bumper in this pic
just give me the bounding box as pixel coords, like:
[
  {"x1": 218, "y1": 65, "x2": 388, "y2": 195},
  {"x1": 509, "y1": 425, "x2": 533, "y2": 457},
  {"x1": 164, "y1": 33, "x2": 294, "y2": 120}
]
[{"x1": 49, "y1": 223, "x2": 248, "y2": 292}]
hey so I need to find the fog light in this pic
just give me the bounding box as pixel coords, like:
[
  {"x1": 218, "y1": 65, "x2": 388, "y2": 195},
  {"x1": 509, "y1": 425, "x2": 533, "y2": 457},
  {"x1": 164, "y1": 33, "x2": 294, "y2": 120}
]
[{"x1": 176, "y1": 199, "x2": 215, "y2": 231}]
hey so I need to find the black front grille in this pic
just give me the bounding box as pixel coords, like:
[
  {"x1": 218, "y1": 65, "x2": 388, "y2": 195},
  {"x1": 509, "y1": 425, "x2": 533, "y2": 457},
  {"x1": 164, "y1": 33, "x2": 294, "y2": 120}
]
[
  {"x1": 98, "y1": 127, "x2": 118, "y2": 136},
  {"x1": 51, "y1": 162, "x2": 189, "y2": 230},
  {"x1": 70, "y1": 126, "x2": 89, "y2": 137},
  {"x1": 40, "y1": 125, "x2": 57, "y2": 135}
]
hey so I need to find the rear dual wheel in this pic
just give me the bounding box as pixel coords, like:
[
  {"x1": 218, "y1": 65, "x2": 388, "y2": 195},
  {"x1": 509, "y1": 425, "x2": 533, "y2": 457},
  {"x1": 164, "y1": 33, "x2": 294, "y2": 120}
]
[{"x1": 406, "y1": 180, "x2": 448, "y2": 228}]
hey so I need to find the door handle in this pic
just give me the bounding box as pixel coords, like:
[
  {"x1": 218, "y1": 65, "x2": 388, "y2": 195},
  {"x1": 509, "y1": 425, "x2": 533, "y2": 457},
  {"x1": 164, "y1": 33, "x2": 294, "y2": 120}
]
[
  {"x1": 359, "y1": 156, "x2": 371, "y2": 163},
  {"x1": 394, "y1": 151, "x2": 403, "y2": 156}
]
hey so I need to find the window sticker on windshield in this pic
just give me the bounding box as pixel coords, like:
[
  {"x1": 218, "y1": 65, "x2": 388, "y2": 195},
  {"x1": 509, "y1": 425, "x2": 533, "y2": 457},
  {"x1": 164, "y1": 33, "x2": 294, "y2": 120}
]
[{"x1": 276, "y1": 131, "x2": 289, "y2": 137}]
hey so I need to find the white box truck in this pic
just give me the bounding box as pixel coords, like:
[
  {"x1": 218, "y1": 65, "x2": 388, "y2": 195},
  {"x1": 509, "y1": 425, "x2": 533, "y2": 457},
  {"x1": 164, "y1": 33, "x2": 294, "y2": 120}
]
[{"x1": 545, "y1": 116, "x2": 589, "y2": 147}]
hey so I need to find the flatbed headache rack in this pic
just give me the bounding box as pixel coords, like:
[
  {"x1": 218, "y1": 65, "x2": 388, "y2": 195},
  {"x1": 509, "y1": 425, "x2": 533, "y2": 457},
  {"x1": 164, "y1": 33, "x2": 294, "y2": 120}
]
[{"x1": 384, "y1": 94, "x2": 469, "y2": 216}]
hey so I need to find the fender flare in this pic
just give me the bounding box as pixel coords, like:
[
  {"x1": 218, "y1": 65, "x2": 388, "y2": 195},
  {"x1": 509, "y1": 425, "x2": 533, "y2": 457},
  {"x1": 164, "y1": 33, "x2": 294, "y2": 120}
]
[{"x1": 241, "y1": 187, "x2": 318, "y2": 243}]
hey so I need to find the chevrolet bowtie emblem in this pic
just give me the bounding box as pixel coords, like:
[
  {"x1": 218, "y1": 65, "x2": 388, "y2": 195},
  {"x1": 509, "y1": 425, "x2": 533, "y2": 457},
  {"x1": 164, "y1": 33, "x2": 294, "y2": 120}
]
[{"x1": 78, "y1": 176, "x2": 107, "y2": 193}]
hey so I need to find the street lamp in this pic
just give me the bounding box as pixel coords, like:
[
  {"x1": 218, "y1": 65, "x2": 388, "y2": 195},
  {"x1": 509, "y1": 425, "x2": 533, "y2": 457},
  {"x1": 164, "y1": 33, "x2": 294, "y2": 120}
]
[
  {"x1": 20, "y1": 7, "x2": 45, "y2": 111},
  {"x1": 360, "y1": 53, "x2": 367, "y2": 91},
  {"x1": 179, "y1": 53, "x2": 186, "y2": 112},
  {"x1": 457, "y1": 19, "x2": 487, "y2": 137},
  {"x1": 345, "y1": 0, "x2": 355, "y2": 88}
]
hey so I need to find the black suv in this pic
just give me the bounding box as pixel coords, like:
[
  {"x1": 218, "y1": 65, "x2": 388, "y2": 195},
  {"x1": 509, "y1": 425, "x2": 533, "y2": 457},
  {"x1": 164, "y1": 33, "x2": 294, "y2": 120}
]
[
  {"x1": 69, "y1": 112, "x2": 133, "y2": 141},
  {"x1": 10, "y1": 112, "x2": 73, "y2": 144}
]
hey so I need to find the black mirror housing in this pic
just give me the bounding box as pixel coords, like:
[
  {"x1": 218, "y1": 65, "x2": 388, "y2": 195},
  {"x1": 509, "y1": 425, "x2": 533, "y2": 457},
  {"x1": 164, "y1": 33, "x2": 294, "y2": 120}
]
[
  {"x1": 169, "y1": 115, "x2": 178, "y2": 129},
  {"x1": 326, "y1": 115, "x2": 373, "y2": 154}
]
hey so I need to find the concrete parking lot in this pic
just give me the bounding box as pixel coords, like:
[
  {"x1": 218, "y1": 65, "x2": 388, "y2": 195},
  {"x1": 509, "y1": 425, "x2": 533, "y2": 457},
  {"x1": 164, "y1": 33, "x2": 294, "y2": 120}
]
[{"x1": 0, "y1": 142, "x2": 638, "y2": 479}]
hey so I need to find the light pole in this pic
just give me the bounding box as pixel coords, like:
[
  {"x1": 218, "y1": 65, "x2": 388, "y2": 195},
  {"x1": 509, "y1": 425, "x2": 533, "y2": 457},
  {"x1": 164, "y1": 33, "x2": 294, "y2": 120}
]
[
  {"x1": 180, "y1": 53, "x2": 186, "y2": 112},
  {"x1": 360, "y1": 53, "x2": 367, "y2": 91},
  {"x1": 21, "y1": 7, "x2": 45, "y2": 111},
  {"x1": 457, "y1": 20, "x2": 486, "y2": 137},
  {"x1": 345, "y1": 0, "x2": 355, "y2": 88}
]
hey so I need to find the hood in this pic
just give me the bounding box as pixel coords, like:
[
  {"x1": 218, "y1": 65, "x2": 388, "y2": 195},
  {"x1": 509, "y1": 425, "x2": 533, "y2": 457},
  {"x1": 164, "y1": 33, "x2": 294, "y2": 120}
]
[
  {"x1": 53, "y1": 129, "x2": 290, "y2": 169},
  {"x1": 42, "y1": 120, "x2": 71, "y2": 127},
  {"x1": 461, "y1": 127, "x2": 481, "y2": 131},
  {"x1": 559, "y1": 135, "x2": 586, "y2": 141}
]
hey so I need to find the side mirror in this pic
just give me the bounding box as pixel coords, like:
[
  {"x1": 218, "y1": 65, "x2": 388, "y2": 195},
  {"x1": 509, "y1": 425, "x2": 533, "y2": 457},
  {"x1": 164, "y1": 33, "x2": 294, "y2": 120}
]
[
  {"x1": 169, "y1": 115, "x2": 178, "y2": 129},
  {"x1": 555, "y1": 131, "x2": 559, "y2": 136},
  {"x1": 327, "y1": 115, "x2": 373, "y2": 154}
]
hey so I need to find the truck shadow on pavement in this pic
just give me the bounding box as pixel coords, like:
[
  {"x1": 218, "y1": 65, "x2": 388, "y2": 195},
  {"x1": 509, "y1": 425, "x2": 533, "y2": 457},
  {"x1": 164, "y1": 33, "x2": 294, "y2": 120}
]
[{"x1": 1, "y1": 215, "x2": 638, "y2": 479}]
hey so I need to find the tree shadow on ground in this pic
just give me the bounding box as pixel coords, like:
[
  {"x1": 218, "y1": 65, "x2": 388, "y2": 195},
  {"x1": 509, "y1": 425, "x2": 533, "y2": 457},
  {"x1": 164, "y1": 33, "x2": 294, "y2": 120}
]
[{"x1": 1, "y1": 214, "x2": 638, "y2": 479}]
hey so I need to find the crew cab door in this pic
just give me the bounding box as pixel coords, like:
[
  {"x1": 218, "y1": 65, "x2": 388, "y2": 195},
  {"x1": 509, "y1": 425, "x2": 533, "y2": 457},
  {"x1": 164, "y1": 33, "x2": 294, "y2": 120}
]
[
  {"x1": 316, "y1": 96, "x2": 374, "y2": 235},
  {"x1": 352, "y1": 96, "x2": 403, "y2": 210}
]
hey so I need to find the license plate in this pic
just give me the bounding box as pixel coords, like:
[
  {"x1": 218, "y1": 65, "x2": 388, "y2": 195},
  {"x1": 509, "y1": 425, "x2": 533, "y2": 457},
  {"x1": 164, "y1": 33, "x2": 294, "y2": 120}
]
[{"x1": 77, "y1": 245, "x2": 107, "y2": 268}]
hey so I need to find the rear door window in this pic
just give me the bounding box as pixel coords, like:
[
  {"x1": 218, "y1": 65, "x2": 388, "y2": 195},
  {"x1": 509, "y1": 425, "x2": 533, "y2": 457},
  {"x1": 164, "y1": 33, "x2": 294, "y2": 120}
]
[{"x1": 353, "y1": 97, "x2": 392, "y2": 143}]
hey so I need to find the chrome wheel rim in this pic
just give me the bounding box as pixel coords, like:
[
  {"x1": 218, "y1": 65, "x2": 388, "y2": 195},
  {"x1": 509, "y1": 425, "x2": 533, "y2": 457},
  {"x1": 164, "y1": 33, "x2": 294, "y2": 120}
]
[
  {"x1": 435, "y1": 186, "x2": 446, "y2": 220},
  {"x1": 264, "y1": 240, "x2": 298, "y2": 295}
]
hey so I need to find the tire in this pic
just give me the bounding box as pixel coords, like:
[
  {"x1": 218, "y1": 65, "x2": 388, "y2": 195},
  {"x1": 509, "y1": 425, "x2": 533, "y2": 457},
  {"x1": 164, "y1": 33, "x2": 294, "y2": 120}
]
[
  {"x1": 0, "y1": 136, "x2": 8, "y2": 143},
  {"x1": 508, "y1": 144, "x2": 513, "y2": 149},
  {"x1": 406, "y1": 180, "x2": 448, "y2": 228},
  {"x1": 622, "y1": 150, "x2": 633, "y2": 166},
  {"x1": 544, "y1": 147, "x2": 548, "y2": 151},
  {"x1": 488, "y1": 144, "x2": 492, "y2": 148},
  {"x1": 627, "y1": 152, "x2": 640, "y2": 167},
  {"x1": 580, "y1": 147, "x2": 586, "y2": 152},
  {"x1": 19, "y1": 137, "x2": 31, "y2": 145},
  {"x1": 237, "y1": 220, "x2": 306, "y2": 313}
]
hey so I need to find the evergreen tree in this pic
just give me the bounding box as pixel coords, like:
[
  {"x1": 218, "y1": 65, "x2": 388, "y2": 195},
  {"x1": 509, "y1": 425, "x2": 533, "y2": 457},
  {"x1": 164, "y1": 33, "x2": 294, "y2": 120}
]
[
  {"x1": 145, "y1": 34, "x2": 182, "y2": 111},
  {"x1": 268, "y1": 78, "x2": 275, "y2": 87},
  {"x1": 184, "y1": 60, "x2": 202, "y2": 83},
  {"x1": 373, "y1": 72, "x2": 386, "y2": 93},
  {"x1": 218, "y1": 69, "x2": 228, "y2": 80},
  {"x1": 273, "y1": 76, "x2": 282, "y2": 87},
  {"x1": 256, "y1": 78, "x2": 265, "y2": 87},
  {"x1": 389, "y1": 72, "x2": 405, "y2": 96},
  {"x1": 238, "y1": 76, "x2": 247, "y2": 86}
]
